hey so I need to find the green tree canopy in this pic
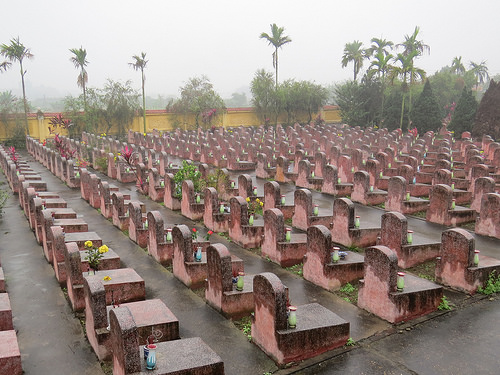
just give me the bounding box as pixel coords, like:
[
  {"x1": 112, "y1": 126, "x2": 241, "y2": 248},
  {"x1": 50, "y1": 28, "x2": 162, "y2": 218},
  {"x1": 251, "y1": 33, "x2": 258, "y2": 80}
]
[
  {"x1": 172, "y1": 75, "x2": 225, "y2": 129},
  {"x1": 448, "y1": 86, "x2": 477, "y2": 137},
  {"x1": 410, "y1": 79, "x2": 442, "y2": 134},
  {"x1": 129, "y1": 52, "x2": 148, "y2": 133},
  {"x1": 69, "y1": 47, "x2": 89, "y2": 109},
  {"x1": 341, "y1": 41, "x2": 367, "y2": 81}
]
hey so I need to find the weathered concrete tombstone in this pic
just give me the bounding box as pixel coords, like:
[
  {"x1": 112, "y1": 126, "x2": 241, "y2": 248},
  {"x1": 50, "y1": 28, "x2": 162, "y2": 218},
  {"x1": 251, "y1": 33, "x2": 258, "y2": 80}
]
[
  {"x1": 352, "y1": 170, "x2": 387, "y2": 206},
  {"x1": 205, "y1": 243, "x2": 253, "y2": 319},
  {"x1": 379, "y1": 211, "x2": 440, "y2": 268},
  {"x1": 128, "y1": 201, "x2": 148, "y2": 248},
  {"x1": 436, "y1": 228, "x2": 500, "y2": 294},
  {"x1": 385, "y1": 176, "x2": 429, "y2": 214},
  {"x1": 64, "y1": 241, "x2": 120, "y2": 312},
  {"x1": 112, "y1": 192, "x2": 131, "y2": 232},
  {"x1": 83, "y1": 269, "x2": 146, "y2": 360},
  {"x1": 180, "y1": 180, "x2": 204, "y2": 221},
  {"x1": 292, "y1": 188, "x2": 332, "y2": 231},
  {"x1": 228, "y1": 196, "x2": 264, "y2": 249},
  {"x1": 203, "y1": 187, "x2": 230, "y2": 233},
  {"x1": 147, "y1": 211, "x2": 174, "y2": 265},
  {"x1": 330, "y1": 198, "x2": 380, "y2": 248},
  {"x1": 357, "y1": 246, "x2": 443, "y2": 324},
  {"x1": 296, "y1": 159, "x2": 323, "y2": 191},
  {"x1": 251, "y1": 272, "x2": 349, "y2": 366},
  {"x1": 0, "y1": 293, "x2": 13, "y2": 331},
  {"x1": 147, "y1": 168, "x2": 165, "y2": 202},
  {"x1": 321, "y1": 164, "x2": 353, "y2": 197},
  {"x1": 88, "y1": 173, "x2": 102, "y2": 210},
  {"x1": 426, "y1": 184, "x2": 476, "y2": 226},
  {"x1": 263, "y1": 181, "x2": 294, "y2": 220},
  {"x1": 475, "y1": 193, "x2": 500, "y2": 238},
  {"x1": 163, "y1": 173, "x2": 181, "y2": 211},
  {"x1": 262, "y1": 208, "x2": 307, "y2": 267},
  {"x1": 303, "y1": 225, "x2": 364, "y2": 291},
  {"x1": 470, "y1": 177, "x2": 495, "y2": 213},
  {"x1": 109, "y1": 306, "x2": 224, "y2": 375}
]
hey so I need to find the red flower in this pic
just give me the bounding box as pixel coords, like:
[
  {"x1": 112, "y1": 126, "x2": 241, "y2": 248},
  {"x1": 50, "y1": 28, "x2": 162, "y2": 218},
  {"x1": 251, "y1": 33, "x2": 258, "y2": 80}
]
[
  {"x1": 208, "y1": 230, "x2": 213, "y2": 235},
  {"x1": 192, "y1": 228, "x2": 197, "y2": 233}
]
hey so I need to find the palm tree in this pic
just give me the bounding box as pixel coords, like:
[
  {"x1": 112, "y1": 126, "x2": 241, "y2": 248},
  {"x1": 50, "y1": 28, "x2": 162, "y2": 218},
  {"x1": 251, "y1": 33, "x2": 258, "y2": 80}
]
[
  {"x1": 367, "y1": 51, "x2": 393, "y2": 116},
  {"x1": 397, "y1": 26, "x2": 430, "y2": 57},
  {"x1": 341, "y1": 41, "x2": 367, "y2": 81},
  {"x1": 69, "y1": 47, "x2": 89, "y2": 110},
  {"x1": 389, "y1": 50, "x2": 425, "y2": 129},
  {"x1": 469, "y1": 61, "x2": 489, "y2": 91},
  {"x1": 260, "y1": 24, "x2": 292, "y2": 89},
  {"x1": 451, "y1": 56, "x2": 465, "y2": 75},
  {"x1": 0, "y1": 37, "x2": 33, "y2": 135},
  {"x1": 396, "y1": 26, "x2": 429, "y2": 122},
  {"x1": 366, "y1": 37, "x2": 393, "y2": 58},
  {"x1": 129, "y1": 52, "x2": 148, "y2": 133}
]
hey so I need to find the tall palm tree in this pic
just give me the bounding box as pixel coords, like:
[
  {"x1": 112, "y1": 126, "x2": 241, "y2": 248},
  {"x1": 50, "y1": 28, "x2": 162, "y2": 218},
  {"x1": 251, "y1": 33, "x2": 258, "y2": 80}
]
[
  {"x1": 451, "y1": 56, "x2": 465, "y2": 75},
  {"x1": 389, "y1": 50, "x2": 425, "y2": 129},
  {"x1": 367, "y1": 51, "x2": 393, "y2": 116},
  {"x1": 260, "y1": 24, "x2": 292, "y2": 89},
  {"x1": 129, "y1": 52, "x2": 148, "y2": 133},
  {"x1": 0, "y1": 37, "x2": 33, "y2": 135},
  {"x1": 469, "y1": 61, "x2": 489, "y2": 91},
  {"x1": 396, "y1": 26, "x2": 429, "y2": 121},
  {"x1": 69, "y1": 47, "x2": 89, "y2": 110},
  {"x1": 397, "y1": 26, "x2": 430, "y2": 57},
  {"x1": 341, "y1": 41, "x2": 367, "y2": 81},
  {"x1": 366, "y1": 37, "x2": 393, "y2": 58}
]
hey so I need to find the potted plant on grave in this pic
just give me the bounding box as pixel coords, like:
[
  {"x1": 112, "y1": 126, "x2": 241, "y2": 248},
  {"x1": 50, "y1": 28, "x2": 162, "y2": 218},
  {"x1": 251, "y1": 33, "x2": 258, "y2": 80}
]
[
  {"x1": 246, "y1": 197, "x2": 263, "y2": 226},
  {"x1": 84, "y1": 241, "x2": 109, "y2": 274}
]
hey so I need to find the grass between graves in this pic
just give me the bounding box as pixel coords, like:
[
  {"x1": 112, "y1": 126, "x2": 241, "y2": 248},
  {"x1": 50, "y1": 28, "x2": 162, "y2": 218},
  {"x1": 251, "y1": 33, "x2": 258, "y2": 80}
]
[
  {"x1": 407, "y1": 259, "x2": 436, "y2": 282},
  {"x1": 234, "y1": 315, "x2": 252, "y2": 341},
  {"x1": 285, "y1": 263, "x2": 303, "y2": 277},
  {"x1": 335, "y1": 281, "x2": 360, "y2": 305}
]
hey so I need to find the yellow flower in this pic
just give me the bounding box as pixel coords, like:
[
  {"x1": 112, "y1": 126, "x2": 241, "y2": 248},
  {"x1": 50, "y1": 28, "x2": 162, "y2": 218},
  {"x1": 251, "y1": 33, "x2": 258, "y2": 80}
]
[
  {"x1": 260, "y1": 202, "x2": 264, "y2": 207},
  {"x1": 98, "y1": 245, "x2": 109, "y2": 254},
  {"x1": 85, "y1": 240, "x2": 93, "y2": 249},
  {"x1": 246, "y1": 197, "x2": 250, "y2": 202},
  {"x1": 256, "y1": 198, "x2": 260, "y2": 203},
  {"x1": 103, "y1": 276, "x2": 111, "y2": 281}
]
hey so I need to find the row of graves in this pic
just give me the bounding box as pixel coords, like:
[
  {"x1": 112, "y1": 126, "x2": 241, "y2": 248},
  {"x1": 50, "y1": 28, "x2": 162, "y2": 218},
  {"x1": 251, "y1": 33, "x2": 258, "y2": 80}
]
[
  {"x1": 1, "y1": 146, "x2": 226, "y2": 374},
  {"x1": 17, "y1": 121, "x2": 500, "y2": 371},
  {"x1": 0, "y1": 148, "x2": 21, "y2": 373}
]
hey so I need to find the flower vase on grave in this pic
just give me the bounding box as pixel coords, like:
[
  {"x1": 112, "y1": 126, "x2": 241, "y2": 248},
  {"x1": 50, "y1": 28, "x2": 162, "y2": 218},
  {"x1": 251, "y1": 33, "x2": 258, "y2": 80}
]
[
  {"x1": 370, "y1": 186, "x2": 374, "y2": 192},
  {"x1": 313, "y1": 204, "x2": 319, "y2": 216},
  {"x1": 196, "y1": 194, "x2": 201, "y2": 204},
  {"x1": 337, "y1": 177, "x2": 341, "y2": 184},
  {"x1": 311, "y1": 171, "x2": 315, "y2": 178},
  {"x1": 220, "y1": 204, "x2": 225, "y2": 214},
  {"x1": 160, "y1": 180, "x2": 164, "y2": 188},
  {"x1": 76, "y1": 171, "x2": 80, "y2": 178},
  {"x1": 253, "y1": 187, "x2": 258, "y2": 196},
  {"x1": 248, "y1": 214, "x2": 254, "y2": 226},
  {"x1": 355, "y1": 216, "x2": 360, "y2": 228},
  {"x1": 267, "y1": 162, "x2": 271, "y2": 168},
  {"x1": 230, "y1": 181, "x2": 235, "y2": 189},
  {"x1": 288, "y1": 306, "x2": 297, "y2": 329},
  {"x1": 379, "y1": 171, "x2": 383, "y2": 178},
  {"x1": 474, "y1": 250, "x2": 480, "y2": 266},
  {"x1": 166, "y1": 228, "x2": 172, "y2": 242},
  {"x1": 406, "y1": 192, "x2": 410, "y2": 201},
  {"x1": 388, "y1": 162, "x2": 392, "y2": 168},
  {"x1": 285, "y1": 228, "x2": 291, "y2": 242},
  {"x1": 397, "y1": 272, "x2": 405, "y2": 292},
  {"x1": 412, "y1": 177, "x2": 417, "y2": 184},
  {"x1": 146, "y1": 344, "x2": 157, "y2": 370},
  {"x1": 88, "y1": 268, "x2": 95, "y2": 276},
  {"x1": 281, "y1": 195, "x2": 286, "y2": 205},
  {"x1": 236, "y1": 272, "x2": 245, "y2": 291},
  {"x1": 195, "y1": 247, "x2": 202, "y2": 262},
  {"x1": 407, "y1": 230, "x2": 413, "y2": 245},
  {"x1": 451, "y1": 183, "x2": 455, "y2": 190},
  {"x1": 332, "y1": 247, "x2": 340, "y2": 263},
  {"x1": 451, "y1": 199, "x2": 456, "y2": 210}
]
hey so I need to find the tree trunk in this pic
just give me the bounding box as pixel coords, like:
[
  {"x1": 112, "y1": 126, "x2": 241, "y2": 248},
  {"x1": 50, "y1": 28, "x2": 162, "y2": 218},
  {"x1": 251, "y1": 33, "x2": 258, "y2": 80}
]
[{"x1": 20, "y1": 61, "x2": 29, "y2": 136}]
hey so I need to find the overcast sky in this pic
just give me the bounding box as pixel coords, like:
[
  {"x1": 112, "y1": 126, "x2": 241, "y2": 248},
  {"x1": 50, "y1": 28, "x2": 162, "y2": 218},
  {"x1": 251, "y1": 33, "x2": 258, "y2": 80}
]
[{"x1": 1, "y1": 0, "x2": 499, "y2": 102}]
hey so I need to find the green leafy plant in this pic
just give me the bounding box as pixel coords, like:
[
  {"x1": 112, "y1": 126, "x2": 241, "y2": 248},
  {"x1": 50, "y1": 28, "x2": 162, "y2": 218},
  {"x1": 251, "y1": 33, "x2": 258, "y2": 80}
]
[
  {"x1": 94, "y1": 156, "x2": 108, "y2": 172},
  {"x1": 338, "y1": 282, "x2": 359, "y2": 304},
  {"x1": 285, "y1": 263, "x2": 303, "y2": 277},
  {"x1": 438, "y1": 296, "x2": 453, "y2": 311},
  {"x1": 340, "y1": 283, "x2": 356, "y2": 294},
  {"x1": 478, "y1": 271, "x2": 500, "y2": 295},
  {"x1": 173, "y1": 160, "x2": 202, "y2": 198},
  {"x1": 345, "y1": 337, "x2": 356, "y2": 346},
  {"x1": 234, "y1": 316, "x2": 252, "y2": 341}
]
